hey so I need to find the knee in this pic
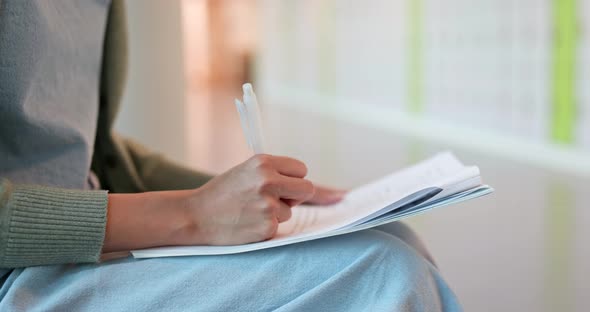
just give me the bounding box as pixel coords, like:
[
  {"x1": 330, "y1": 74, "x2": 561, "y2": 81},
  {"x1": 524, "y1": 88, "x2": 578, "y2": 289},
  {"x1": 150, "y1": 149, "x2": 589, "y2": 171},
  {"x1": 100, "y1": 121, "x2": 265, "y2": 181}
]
[
  {"x1": 252, "y1": 231, "x2": 459, "y2": 311},
  {"x1": 348, "y1": 229, "x2": 429, "y2": 277},
  {"x1": 310, "y1": 230, "x2": 431, "y2": 285},
  {"x1": 279, "y1": 229, "x2": 429, "y2": 283},
  {"x1": 307, "y1": 231, "x2": 456, "y2": 311},
  {"x1": 352, "y1": 231, "x2": 459, "y2": 309},
  {"x1": 374, "y1": 222, "x2": 437, "y2": 265}
]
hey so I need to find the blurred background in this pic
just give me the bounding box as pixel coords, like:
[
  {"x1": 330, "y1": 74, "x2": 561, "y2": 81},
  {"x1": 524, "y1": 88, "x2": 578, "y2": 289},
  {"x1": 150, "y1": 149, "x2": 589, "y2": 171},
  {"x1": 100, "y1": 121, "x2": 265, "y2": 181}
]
[{"x1": 115, "y1": 1, "x2": 589, "y2": 311}]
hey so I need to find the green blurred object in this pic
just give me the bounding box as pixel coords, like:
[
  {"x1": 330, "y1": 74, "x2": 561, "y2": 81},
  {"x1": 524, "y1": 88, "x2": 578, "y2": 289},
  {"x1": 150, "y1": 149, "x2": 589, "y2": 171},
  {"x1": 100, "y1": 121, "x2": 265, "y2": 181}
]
[{"x1": 551, "y1": 0, "x2": 577, "y2": 144}]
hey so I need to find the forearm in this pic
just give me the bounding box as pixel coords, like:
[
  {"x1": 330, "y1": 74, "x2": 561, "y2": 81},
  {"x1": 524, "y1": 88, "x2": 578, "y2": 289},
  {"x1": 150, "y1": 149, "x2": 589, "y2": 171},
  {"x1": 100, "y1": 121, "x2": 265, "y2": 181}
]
[
  {"x1": 101, "y1": 155, "x2": 345, "y2": 253},
  {"x1": 102, "y1": 190, "x2": 194, "y2": 253}
]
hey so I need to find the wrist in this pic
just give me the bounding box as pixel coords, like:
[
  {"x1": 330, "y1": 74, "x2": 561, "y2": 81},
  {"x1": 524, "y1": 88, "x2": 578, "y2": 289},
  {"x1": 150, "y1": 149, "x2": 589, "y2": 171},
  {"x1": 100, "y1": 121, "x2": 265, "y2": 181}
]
[
  {"x1": 173, "y1": 188, "x2": 210, "y2": 246},
  {"x1": 103, "y1": 190, "x2": 197, "y2": 252}
]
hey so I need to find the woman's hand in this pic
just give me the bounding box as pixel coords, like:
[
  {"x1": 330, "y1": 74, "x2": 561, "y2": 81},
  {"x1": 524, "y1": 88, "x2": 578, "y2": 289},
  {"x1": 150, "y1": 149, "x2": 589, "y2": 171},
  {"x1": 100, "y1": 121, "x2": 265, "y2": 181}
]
[
  {"x1": 102, "y1": 154, "x2": 346, "y2": 253},
  {"x1": 180, "y1": 154, "x2": 316, "y2": 245}
]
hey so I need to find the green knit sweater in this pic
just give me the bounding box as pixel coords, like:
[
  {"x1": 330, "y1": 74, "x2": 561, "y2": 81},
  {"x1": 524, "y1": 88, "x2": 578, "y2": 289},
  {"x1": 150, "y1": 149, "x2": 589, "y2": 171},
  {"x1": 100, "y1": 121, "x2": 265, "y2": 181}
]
[{"x1": 0, "y1": 1, "x2": 211, "y2": 268}]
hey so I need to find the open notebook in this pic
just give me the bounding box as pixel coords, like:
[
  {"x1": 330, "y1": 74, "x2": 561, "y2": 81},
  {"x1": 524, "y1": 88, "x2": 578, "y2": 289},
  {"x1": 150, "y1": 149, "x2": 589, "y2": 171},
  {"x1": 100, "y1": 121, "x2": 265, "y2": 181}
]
[{"x1": 132, "y1": 152, "x2": 493, "y2": 258}]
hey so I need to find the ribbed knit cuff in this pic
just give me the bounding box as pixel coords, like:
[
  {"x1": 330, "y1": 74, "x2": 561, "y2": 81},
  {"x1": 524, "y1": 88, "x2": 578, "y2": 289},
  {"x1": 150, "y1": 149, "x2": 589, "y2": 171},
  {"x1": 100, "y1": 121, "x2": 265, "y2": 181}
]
[{"x1": 0, "y1": 181, "x2": 108, "y2": 268}]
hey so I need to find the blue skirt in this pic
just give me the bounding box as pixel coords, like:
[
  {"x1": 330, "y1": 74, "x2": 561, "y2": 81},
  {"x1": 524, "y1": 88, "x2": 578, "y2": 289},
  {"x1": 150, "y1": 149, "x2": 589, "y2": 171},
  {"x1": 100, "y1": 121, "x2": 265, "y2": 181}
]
[{"x1": 0, "y1": 224, "x2": 462, "y2": 311}]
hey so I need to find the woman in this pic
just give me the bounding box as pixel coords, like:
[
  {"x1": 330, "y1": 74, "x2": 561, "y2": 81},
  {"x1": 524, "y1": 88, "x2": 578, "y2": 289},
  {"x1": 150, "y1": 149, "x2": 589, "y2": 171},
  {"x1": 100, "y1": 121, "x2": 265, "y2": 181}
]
[{"x1": 0, "y1": 1, "x2": 462, "y2": 311}]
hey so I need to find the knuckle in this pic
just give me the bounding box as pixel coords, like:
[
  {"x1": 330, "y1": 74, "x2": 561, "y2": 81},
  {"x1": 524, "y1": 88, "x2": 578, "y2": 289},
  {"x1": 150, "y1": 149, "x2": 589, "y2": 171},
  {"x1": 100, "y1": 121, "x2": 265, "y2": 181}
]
[
  {"x1": 302, "y1": 179, "x2": 315, "y2": 196},
  {"x1": 283, "y1": 208, "x2": 292, "y2": 221},
  {"x1": 251, "y1": 154, "x2": 272, "y2": 167},
  {"x1": 263, "y1": 220, "x2": 278, "y2": 238},
  {"x1": 256, "y1": 174, "x2": 277, "y2": 194},
  {"x1": 254, "y1": 164, "x2": 274, "y2": 182},
  {"x1": 287, "y1": 157, "x2": 308, "y2": 176},
  {"x1": 260, "y1": 197, "x2": 278, "y2": 213}
]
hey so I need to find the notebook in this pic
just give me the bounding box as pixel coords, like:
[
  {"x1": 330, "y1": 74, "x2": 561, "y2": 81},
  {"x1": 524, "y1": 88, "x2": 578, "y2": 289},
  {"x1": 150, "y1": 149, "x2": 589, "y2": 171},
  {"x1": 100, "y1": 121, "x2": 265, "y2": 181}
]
[{"x1": 131, "y1": 152, "x2": 492, "y2": 258}]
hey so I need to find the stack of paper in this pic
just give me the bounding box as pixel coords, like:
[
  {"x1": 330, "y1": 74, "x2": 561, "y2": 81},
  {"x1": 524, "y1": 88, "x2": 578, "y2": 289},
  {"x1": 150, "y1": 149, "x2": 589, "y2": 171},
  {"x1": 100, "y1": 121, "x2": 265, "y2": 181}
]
[{"x1": 132, "y1": 152, "x2": 492, "y2": 258}]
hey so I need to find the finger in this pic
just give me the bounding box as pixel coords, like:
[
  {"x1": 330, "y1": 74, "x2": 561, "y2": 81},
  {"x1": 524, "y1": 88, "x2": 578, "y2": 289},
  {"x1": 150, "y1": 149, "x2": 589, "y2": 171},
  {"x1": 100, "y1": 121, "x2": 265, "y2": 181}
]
[
  {"x1": 269, "y1": 175, "x2": 315, "y2": 202},
  {"x1": 275, "y1": 200, "x2": 292, "y2": 223},
  {"x1": 269, "y1": 155, "x2": 308, "y2": 178},
  {"x1": 260, "y1": 197, "x2": 281, "y2": 238},
  {"x1": 262, "y1": 217, "x2": 279, "y2": 241},
  {"x1": 281, "y1": 198, "x2": 300, "y2": 207},
  {"x1": 304, "y1": 185, "x2": 347, "y2": 205}
]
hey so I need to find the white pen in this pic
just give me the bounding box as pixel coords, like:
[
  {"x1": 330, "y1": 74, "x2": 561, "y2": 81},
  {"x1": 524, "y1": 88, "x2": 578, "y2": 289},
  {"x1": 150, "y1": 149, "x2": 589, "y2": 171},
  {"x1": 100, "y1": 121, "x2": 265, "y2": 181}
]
[
  {"x1": 239, "y1": 83, "x2": 265, "y2": 154},
  {"x1": 234, "y1": 99, "x2": 253, "y2": 151}
]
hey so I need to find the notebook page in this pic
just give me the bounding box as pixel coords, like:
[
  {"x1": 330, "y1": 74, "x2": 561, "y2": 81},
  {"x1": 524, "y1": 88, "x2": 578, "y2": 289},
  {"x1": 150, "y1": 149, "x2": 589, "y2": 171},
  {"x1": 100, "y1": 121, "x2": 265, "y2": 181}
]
[{"x1": 272, "y1": 152, "x2": 469, "y2": 239}]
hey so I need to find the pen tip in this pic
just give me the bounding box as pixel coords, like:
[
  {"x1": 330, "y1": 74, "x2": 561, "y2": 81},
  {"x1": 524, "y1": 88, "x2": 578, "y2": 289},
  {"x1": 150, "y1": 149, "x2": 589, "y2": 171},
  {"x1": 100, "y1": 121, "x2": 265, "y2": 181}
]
[{"x1": 242, "y1": 83, "x2": 253, "y2": 94}]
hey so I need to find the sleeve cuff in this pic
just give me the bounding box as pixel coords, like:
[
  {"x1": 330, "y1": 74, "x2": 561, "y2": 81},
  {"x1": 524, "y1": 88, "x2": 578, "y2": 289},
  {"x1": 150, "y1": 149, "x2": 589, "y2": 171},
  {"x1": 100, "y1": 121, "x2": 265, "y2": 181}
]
[{"x1": 0, "y1": 181, "x2": 108, "y2": 268}]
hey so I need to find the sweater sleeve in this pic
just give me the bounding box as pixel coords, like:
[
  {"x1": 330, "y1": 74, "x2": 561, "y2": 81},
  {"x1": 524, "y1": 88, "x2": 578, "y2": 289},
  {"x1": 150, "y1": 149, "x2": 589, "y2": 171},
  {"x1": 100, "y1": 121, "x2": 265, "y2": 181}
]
[
  {"x1": 120, "y1": 135, "x2": 213, "y2": 191},
  {"x1": 0, "y1": 179, "x2": 108, "y2": 268}
]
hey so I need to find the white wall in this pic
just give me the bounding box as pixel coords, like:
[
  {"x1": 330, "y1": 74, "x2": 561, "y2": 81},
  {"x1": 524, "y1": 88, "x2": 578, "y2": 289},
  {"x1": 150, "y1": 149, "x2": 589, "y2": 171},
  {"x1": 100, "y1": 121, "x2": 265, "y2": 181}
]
[
  {"x1": 114, "y1": 0, "x2": 188, "y2": 164},
  {"x1": 255, "y1": 0, "x2": 590, "y2": 176}
]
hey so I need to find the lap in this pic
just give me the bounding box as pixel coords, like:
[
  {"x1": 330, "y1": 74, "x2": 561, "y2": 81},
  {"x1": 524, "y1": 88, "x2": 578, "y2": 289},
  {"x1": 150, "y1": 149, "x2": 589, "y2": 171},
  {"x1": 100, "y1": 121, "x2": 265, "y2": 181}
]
[{"x1": 0, "y1": 229, "x2": 461, "y2": 312}]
